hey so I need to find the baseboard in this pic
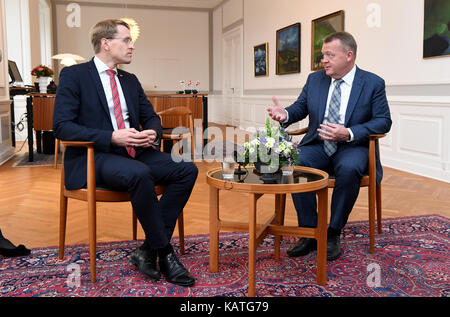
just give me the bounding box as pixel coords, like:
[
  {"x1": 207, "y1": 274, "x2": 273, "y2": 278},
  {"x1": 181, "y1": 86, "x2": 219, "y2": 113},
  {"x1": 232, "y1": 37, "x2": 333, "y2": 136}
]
[{"x1": 383, "y1": 157, "x2": 450, "y2": 183}]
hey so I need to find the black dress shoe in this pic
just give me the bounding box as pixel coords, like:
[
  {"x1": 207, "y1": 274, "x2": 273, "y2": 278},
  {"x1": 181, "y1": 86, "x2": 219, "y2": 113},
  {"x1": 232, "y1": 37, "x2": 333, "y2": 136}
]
[
  {"x1": 159, "y1": 252, "x2": 195, "y2": 287},
  {"x1": 327, "y1": 234, "x2": 341, "y2": 261},
  {"x1": 287, "y1": 238, "x2": 317, "y2": 257},
  {"x1": 0, "y1": 244, "x2": 31, "y2": 257},
  {"x1": 130, "y1": 248, "x2": 161, "y2": 281}
]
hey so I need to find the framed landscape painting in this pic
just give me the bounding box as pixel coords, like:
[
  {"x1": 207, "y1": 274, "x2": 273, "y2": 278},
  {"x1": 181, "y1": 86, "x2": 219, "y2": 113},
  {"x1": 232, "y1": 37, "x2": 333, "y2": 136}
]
[
  {"x1": 423, "y1": 0, "x2": 450, "y2": 59},
  {"x1": 276, "y1": 23, "x2": 301, "y2": 75},
  {"x1": 254, "y1": 42, "x2": 268, "y2": 77},
  {"x1": 311, "y1": 10, "x2": 345, "y2": 70}
]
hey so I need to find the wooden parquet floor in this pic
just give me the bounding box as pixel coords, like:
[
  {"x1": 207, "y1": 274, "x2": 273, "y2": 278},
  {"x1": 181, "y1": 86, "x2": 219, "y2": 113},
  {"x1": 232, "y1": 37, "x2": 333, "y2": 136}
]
[{"x1": 1, "y1": 142, "x2": 449, "y2": 249}]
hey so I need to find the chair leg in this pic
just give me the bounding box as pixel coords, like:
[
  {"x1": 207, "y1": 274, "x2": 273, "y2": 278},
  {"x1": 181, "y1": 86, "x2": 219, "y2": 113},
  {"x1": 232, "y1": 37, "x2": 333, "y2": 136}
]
[
  {"x1": 59, "y1": 196, "x2": 68, "y2": 259},
  {"x1": 173, "y1": 139, "x2": 181, "y2": 155},
  {"x1": 376, "y1": 184, "x2": 382, "y2": 234},
  {"x1": 368, "y1": 183, "x2": 376, "y2": 254},
  {"x1": 190, "y1": 134, "x2": 196, "y2": 162},
  {"x1": 54, "y1": 138, "x2": 60, "y2": 168},
  {"x1": 178, "y1": 211, "x2": 185, "y2": 255},
  {"x1": 132, "y1": 211, "x2": 137, "y2": 240},
  {"x1": 88, "y1": 200, "x2": 97, "y2": 283}
]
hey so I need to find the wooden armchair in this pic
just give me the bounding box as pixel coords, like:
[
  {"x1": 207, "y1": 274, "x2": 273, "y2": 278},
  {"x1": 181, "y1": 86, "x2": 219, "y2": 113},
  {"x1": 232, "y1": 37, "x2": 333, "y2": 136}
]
[
  {"x1": 58, "y1": 141, "x2": 185, "y2": 283},
  {"x1": 285, "y1": 127, "x2": 385, "y2": 253}
]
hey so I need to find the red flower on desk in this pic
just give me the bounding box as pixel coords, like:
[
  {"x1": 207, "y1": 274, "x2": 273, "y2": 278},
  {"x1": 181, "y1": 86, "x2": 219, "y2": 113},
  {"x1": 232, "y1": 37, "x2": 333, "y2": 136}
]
[{"x1": 31, "y1": 65, "x2": 54, "y2": 78}]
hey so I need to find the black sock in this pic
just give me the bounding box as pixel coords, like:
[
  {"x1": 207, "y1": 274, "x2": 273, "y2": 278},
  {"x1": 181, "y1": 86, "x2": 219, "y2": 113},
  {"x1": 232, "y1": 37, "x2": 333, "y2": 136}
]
[
  {"x1": 327, "y1": 227, "x2": 341, "y2": 238},
  {"x1": 140, "y1": 239, "x2": 152, "y2": 251},
  {"x1": 157, "y1": 243, "x2": 173, "y2": 257}
]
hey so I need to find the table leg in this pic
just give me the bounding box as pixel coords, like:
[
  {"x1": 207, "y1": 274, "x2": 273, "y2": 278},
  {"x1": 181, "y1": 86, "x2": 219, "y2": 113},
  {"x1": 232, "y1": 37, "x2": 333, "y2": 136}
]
[
  {"x1": 36, "y1": 131, "x2": 42, "y2": 153},
  {"x1": 248, "y1": 193, "x2": 257, "y2": 297},
  {"x1": 316, "y1": 187, "x2": 328, "y2": 285},
  {"x1": 26, "y1": 96, "x2": 34, "y2": 162},
  {"x1": 10, "y1": 98, "x2": 16, "y2": 147},
  {"x1": 274, "y1": 194, "x2": 286, "y2": 261},
  {"x1": 209, "y1": 186, "x2": 219, "y2": 272},
  {"x1": 202, "y1": 96, "x2": 208, "y2": 147}
]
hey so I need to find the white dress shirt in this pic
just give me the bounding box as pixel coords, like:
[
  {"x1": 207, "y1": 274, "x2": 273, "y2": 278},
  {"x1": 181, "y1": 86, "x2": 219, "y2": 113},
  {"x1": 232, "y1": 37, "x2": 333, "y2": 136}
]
[
  {"x1": 93, "y1": 56, "x2": 130, "y2": 131},
  {"x1": 323, "y1": 64, "x2": 356, "y2": 141},
  {"x1": 283, "y1": 64, "x2": 357, "y2": 141}
]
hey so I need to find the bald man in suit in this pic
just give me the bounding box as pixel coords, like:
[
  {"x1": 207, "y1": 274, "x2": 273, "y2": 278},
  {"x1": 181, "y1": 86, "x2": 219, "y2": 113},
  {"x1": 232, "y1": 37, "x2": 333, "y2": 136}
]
[{"x1": 268, "y1": 32, "x2": 391, "y2": 261}]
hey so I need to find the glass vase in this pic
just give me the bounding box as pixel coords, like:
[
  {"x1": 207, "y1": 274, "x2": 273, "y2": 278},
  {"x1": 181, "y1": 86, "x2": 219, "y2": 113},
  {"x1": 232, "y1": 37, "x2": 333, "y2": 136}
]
[{"x1": 281, "y1": 164, "x2": 294, "y2": 176}]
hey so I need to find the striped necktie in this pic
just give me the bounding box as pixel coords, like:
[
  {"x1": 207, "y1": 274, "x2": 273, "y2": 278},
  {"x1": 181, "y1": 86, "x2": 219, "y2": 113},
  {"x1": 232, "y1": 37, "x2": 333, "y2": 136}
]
[
  {"x1": 106, "y1": 69, "x2": 135, "y2": 158},
  {"x1": 323, "y1": 79, "x2": 344, "y2": 156}
]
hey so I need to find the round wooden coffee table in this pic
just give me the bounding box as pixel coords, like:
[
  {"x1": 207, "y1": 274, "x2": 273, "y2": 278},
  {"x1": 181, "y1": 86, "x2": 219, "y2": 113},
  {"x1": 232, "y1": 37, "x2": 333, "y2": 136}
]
[{"x1": 206, "y1": 166, "x2": 329, "y2": 296}]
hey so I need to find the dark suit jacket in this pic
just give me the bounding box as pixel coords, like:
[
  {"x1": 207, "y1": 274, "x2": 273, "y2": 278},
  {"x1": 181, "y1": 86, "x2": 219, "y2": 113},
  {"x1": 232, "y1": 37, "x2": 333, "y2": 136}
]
[
  {"x1": 52, "y1": 58, "x2": 162, "y2": 190},
  {"x1": 284, "y1": 66, "x2": 392, "y2": 184}
]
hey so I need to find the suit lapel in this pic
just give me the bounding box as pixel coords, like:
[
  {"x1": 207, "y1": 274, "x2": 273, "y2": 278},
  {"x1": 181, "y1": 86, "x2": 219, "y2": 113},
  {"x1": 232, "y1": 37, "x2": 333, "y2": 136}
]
[
  {"x1": 345, "y1": 66, "x2": 365, "y2": 126},
  {"x1": 117, "y1": 70, "x2": 138, "y2": 129},
  {"x1": 87, "y1": 59, "x2": 111, "y2": 120},
  {"x1": 318, "y1": 72, "x2": 331, "y2": 123}
]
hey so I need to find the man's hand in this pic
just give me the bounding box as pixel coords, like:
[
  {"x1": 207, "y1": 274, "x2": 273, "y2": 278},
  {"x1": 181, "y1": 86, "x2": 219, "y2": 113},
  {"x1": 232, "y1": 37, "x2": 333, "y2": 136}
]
[
  {"x1": 138, "y1": 129, "x2": 158, "y2": 148},
  {"x1": 111, "y1": 128, "x2": 157, "y2": 148},
  {"x1": 267, "y1": 96, "x2": 287, "y2": 122},
  {"x1": 317, "y1": 123, "x2": 350, "y2": 142}
]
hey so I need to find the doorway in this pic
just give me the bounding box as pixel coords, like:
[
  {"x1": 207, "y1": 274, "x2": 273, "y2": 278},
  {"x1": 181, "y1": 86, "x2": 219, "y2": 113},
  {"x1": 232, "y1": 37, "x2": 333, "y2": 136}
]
[{"x1": 222, "y1": 25, "x2": 243, "y2": 127}]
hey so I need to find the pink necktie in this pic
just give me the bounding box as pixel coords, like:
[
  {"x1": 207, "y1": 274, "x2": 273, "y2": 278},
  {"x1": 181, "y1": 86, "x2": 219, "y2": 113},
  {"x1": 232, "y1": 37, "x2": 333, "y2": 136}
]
[{"x1": 106, "y1": 69, "x2": 135, "y2": 158}]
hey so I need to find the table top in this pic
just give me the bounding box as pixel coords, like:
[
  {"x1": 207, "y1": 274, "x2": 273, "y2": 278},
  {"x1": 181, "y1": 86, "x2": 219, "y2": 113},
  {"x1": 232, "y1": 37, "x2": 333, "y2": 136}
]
[{"x1": 206, "y1": 166, "x2": 329, "y2": 194}]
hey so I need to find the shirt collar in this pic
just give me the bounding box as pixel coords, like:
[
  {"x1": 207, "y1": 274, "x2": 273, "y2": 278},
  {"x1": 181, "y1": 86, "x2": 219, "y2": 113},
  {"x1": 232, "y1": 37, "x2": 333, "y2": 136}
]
[
  {"x1": 332, "y1": 64, "x2": 356, "y2": 87},
  {"x1": 93, "y1": 56, "x2": 117, "y2": 75}
]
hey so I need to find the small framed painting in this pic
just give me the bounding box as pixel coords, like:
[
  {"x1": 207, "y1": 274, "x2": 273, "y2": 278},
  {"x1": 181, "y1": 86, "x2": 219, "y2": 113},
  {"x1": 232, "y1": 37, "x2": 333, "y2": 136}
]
[
  {"x1": 423, "y1": 0, "x2": 450, "y2": 59},
  {"x1": 311, "y1": 10, "x2": 345, "y2": 70},
  {"x1": 254, "y1": 43, "x2": 268, "y2": 77},
  {"x1": 276, "y1": 23, "x2": 301, "y2": 75}
]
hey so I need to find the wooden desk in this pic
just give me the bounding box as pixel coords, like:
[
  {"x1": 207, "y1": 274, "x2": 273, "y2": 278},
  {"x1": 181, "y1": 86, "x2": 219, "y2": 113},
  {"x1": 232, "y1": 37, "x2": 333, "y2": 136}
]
[
  {"x1": 206, "y1": 166, "x2": 329, "y2": 297},
  {"x1": 9, "y1": 87, "x2": 35, "y2": 147},
  {"x1": 146, "y1": 93, "x2": 208, "y2": 145},
  {"x1": 25, "y1": 93, "x2": 56, "y2": 162}
]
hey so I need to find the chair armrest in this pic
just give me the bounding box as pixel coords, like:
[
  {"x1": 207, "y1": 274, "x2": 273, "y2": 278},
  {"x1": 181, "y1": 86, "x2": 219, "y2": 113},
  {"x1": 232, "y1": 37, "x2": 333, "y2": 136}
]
[
  {"x1": 369, "y1": 134, "x2": 386, "y2": 139},
  {"x1": 61, "y1": 141, "x2": 95, "y2": 148},
  {"x1": 286, "y1": 127, "x2": 309, "y2": 136},
  {"x1": 59, "y1": 141, "x2": 96, "y2": 196},
  {"x1": 368, "y1": 134, "x2": 385, "y2": 184}
]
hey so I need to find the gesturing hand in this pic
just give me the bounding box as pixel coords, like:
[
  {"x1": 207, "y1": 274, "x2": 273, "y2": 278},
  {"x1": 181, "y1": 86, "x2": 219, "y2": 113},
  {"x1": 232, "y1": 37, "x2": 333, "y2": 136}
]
[{"x1": 267, "y1": 96, "x2": 287, "y2": 122}]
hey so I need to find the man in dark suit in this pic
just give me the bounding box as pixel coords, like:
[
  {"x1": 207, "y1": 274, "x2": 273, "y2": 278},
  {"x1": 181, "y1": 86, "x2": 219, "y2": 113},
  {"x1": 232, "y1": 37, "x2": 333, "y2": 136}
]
[
  {"x1": 268, "y1": 32, "x2": 392, "y2": 261},
  {"x1": 53, "y1": 19, "x2": 198, "y2": 286}
]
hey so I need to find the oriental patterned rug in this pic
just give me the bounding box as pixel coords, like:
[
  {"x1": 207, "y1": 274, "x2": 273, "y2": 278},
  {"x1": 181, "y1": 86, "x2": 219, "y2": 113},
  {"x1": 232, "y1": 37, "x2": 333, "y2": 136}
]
[{"x1": 0, "y1": 215, "x2": 448, "y2": 297}]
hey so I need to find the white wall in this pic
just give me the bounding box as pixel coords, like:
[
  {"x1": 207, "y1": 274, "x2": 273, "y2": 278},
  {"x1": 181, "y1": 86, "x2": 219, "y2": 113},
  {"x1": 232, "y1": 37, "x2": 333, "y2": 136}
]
[
  {"x1": 0, "y1": 0, "x2": 15, "y2": 165},
  {"x1": 210, "y1": 0, "x2": 450, "y2": 182},
  {"x1": 5, "y1": 0, "x2": 32, "y2": 85},
  {"x1": 222, "y1": 0, "x2": 243, "y2": 28},
  {"x1": 54, "y1": 3, "x2": 210, "y2": 92},
  {"x1": 239, "y1": 0, "x2": 450, "y2": 91},
  {"x1": 383, "y1": 96, "x2": 450, "y2": 182}
]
